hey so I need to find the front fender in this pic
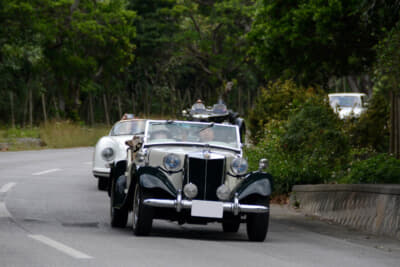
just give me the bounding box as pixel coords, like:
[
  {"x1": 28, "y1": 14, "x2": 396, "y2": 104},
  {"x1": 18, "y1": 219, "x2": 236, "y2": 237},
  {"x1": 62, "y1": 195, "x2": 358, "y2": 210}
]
[
  {"x1": 137, "y1": 166, "x2": 177, "y2": 197},
  {"x1": 231, "y1": 172, "x2": 273, "y2": 200}
]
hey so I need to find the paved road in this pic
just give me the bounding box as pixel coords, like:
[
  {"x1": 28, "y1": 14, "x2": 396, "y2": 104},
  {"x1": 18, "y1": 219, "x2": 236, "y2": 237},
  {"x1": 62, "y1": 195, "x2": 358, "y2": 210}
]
[{"x1": 0, "y1": 148, "x2": 399, "y2": 267}]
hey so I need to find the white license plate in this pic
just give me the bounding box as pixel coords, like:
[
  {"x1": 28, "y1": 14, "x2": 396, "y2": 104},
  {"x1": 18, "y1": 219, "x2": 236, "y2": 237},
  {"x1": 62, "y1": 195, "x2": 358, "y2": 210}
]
[{"x1": 191, "y1": 200, "x2": 224, "y2": 218}]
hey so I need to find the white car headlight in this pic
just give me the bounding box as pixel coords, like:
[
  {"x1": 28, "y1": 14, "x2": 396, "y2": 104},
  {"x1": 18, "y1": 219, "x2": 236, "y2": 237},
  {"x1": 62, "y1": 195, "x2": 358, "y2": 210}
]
[
  {"x1": 163, "y1": 153, "x2": 181, "y2": 171},
  {"x1": 216, "y1": 184, "x2": 230, "y2": 200},
  {"x1": 231, "y1": 157, "x2": 248, "y2": 175},
  {"x1": 101, "y1": 147, "x2": 115, "y2": 162}
]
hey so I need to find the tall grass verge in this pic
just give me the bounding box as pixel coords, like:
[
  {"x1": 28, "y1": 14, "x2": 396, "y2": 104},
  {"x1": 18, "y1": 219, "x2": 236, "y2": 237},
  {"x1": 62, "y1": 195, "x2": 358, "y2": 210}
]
[{"x1": 39, "y1": 121, "x2": 109, "y2": 148}]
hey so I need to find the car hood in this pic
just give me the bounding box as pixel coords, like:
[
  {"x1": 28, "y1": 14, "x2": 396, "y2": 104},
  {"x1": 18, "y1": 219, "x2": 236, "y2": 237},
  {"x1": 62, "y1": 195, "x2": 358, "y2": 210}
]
[
  {"x1": 109, "y1": 135, "x2": 134, "y2": 146},
  {"x1": 337, "y1": 107, "x2": 364, "y2": 119}
]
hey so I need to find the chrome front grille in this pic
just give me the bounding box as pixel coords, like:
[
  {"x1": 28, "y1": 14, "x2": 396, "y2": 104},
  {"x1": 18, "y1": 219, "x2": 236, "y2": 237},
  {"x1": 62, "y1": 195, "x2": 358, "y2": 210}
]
[{"x1": 186, "y1": 156, "x2": 225, "y2": 201}]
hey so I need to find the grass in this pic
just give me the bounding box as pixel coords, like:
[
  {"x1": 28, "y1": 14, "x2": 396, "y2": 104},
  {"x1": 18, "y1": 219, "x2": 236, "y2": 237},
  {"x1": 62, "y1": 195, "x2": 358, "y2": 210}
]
[{"x1": 0, "y1": 121, "x2": 109, "y2": 151}]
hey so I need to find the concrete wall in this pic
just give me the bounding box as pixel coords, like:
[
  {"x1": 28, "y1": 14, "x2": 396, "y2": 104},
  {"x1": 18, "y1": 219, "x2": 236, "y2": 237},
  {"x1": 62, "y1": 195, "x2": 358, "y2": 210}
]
[{"x1": 290, "y1": 184, "x2": 400, "y2": 240}]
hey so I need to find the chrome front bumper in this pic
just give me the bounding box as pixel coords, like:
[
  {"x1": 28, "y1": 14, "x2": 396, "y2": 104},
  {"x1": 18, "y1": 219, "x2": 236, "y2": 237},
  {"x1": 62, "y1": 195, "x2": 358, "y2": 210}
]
[{"x1": 143, "y1": 191, "x2": 269, "y2": 215}]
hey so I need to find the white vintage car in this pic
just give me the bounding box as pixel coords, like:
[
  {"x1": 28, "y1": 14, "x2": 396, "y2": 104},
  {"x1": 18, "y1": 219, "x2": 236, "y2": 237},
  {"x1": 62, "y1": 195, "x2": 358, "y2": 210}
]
[
  {"x1": 92, "y1": 119, "x2": 146, "y2": 190},
  {"x1": 108, "y1": 120, "x2": 272, "y2": 241},
  {"x1": 328, "y1": 93, "x2": 368, "y2": 119}
]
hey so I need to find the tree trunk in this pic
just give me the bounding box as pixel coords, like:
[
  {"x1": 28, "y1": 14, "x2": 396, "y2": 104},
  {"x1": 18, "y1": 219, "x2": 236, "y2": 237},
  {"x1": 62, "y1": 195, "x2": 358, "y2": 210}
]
[
  {"x1": 23, "y1": 93, "x2": 28, "y2": 128},
  {"x1": 103, "y1": 93, "x2": 110, "y2": 126},
  {"x1": 117, "y1": 95, "x2": 122, "y2": 118},
  {"x1": 247, "y1": 87, "x2": 251, "y2": 112},
  {"x1": 389, "y1": 91, "x2": 400, "y2": 158},
  {"x1": 89, "y1": 93, "x2": 94, "y2": 125},
  {"x1": 131, "y1": 91, "x2": 135, "y2": 115},
  {"x1": 53, "y1": 96, "x2": 60, "y2": 120},
  {"x1": 9, "y1": 91, "x2": 15, "y2": 128},
  {"x1": 28, "y1": 88, "x2": 33, "y2": 128},
  {"x1": 238, "y1": 86, "x2": 241, "y2": 115},
  {"x1": 41, "y1": 93, "x2": 47, "y2": 125},
  {"x1": 144, "y1": 86, "x2": 149, "y2": 117},
  {"x1": 347, "y1": 76, "x2": 360, "y2": 92}
]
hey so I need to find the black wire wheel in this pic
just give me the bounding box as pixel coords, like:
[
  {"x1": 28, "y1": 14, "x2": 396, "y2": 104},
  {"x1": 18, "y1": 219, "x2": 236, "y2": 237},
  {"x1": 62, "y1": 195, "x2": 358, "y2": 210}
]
[
  {"x1": 110, "y1": 178, "x2": 128, "y2": 228},
  {"x1": 132, "y1": 184, "x2": 153, "y2": 236},
  {"x1": 246, "y1": 196, "x2": 270, "y2": 242}
]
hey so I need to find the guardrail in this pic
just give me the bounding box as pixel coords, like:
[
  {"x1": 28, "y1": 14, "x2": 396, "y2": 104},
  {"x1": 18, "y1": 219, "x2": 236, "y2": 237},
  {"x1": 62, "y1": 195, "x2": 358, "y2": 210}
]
[{"x1": 290, "y1": 184, "x2": 400, "y2": 239}]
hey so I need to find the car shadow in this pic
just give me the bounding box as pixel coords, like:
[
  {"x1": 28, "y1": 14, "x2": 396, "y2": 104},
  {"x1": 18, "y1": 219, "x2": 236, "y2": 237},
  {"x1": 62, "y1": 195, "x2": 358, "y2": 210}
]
[{"x1": 111, "y1": 220, "x2": 250, "y2": 242}]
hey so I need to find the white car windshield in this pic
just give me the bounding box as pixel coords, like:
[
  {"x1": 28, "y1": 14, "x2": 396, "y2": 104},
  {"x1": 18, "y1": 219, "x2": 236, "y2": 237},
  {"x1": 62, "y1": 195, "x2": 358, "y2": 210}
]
[
  {"x1": 146, "y1": 121, "x2": 239, "y2": 150},
  {"x1": 111, "y1": 120, "x2": 146, "y2": 136},
  {"x1": 329, "y1": 96, "x2": 361, "y2": 108}
]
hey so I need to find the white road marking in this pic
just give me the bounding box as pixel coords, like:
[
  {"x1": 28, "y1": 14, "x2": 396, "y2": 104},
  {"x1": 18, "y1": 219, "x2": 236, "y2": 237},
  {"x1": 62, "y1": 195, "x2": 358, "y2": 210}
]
[
  {"x1": 0, "y1": 202, "x2": 11, "y2": 218},
  {"x1": 0, "y1": 182, "x2": 16, "y2": 193},
  {"x1": 28, "y1": 235, "x2": 93, "y2": 259},
  {"x1": 32, "y1": 168, "x2": 61, "y2": 176}
]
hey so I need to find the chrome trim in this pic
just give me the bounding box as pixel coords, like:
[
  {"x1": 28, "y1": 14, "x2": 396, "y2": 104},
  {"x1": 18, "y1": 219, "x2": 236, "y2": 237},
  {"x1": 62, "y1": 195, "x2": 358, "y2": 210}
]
[
  {"x1": 143, "y1": 194, "x2": 269, "y2": 214},
  {"x1": 176, "y1": 190, "x2": 182, "y2": 212},
  {"x1": 233, "y1": 193, "x2": 239, "y2": 216}
]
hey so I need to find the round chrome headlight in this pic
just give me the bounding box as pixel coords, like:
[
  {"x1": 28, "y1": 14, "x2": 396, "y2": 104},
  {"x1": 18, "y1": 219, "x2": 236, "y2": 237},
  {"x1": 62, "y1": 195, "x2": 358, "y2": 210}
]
[
  {"x1": 231, "y1": 157, "x2": 248, "y2": 175},
  {"x1": 216, "y1": 184, "x2": 230, "y2": 201},
  {"x1": 183, "y1": 183, "x2": 198, "y2": 199},
  {"x1": 163, "y1": 153, "x2": 181, "y2": 171},
  {"x1": 101, "y1": 147, "x2": 115, "y2": 162}
]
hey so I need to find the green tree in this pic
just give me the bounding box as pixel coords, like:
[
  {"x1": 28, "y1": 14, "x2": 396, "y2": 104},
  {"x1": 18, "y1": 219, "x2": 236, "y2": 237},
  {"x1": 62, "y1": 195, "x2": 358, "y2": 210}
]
[
  {"x1": 374, "y1": 22, "x2": 400, "y2": 158},
  {"x1": 248, "y1": 0, "x2": 399, "y2": 86}
]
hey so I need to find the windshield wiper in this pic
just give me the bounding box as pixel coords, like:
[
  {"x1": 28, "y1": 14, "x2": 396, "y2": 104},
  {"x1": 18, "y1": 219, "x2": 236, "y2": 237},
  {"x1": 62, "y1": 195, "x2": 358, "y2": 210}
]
[{"x1": 198, "y1": 122, "x2": 214, "y2": 133}]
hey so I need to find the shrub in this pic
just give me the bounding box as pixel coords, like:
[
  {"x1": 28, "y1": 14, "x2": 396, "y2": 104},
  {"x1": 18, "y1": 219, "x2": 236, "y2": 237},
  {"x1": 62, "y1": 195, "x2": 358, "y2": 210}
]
[
  {"x1": 344, "y1": 93, "x2": 389, "y2": 152},
  {"x1": 246, "y1": 99, "x2": 350, "y2": 194},
  {"x1": 248, "y1": 80, "x2": 322, "y2": 143},
  {"x1": 341, "y1": 153, "x2": 400, "y2": 184}
]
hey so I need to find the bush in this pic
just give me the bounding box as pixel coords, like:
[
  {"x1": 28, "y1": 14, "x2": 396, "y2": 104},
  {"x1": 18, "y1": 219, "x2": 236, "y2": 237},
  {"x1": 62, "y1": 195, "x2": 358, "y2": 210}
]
[
  {"x1": 344, "y1": 93, "x2": 389, "y2": 152},
  {"x1": 246, "y1": 99, "x2": 350, "y2": 194},
  {"x1": 341, "y1": 153, "x2": 400, "y2": 184},
  {"x1": 248, "y1": 80, "x2": 322, "y2": 143}
]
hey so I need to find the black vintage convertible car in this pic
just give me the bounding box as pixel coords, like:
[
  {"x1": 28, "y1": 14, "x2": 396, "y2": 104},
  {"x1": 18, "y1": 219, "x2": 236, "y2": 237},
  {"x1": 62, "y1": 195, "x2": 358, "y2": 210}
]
[
  {"x1": 182, "y1": 102, "x2": 246, "y2": 142},
  {"x1": 108, "y1": 120, "x2": 272, "y2": 241}
]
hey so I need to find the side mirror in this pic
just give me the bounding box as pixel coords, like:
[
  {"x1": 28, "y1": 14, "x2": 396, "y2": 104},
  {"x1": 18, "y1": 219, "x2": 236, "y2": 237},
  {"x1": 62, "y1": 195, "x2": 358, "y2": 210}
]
[{"x1": 258, "y1": 158, "x2": 268, "y2": 171}]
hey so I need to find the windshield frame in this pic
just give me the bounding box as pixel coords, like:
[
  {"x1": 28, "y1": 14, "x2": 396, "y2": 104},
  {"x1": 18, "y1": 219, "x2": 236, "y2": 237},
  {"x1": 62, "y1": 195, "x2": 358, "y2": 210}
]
[
  {"x1": 143, "y1": 120, "x2": 241, "y2": 153},
  {"x1": 109, "y1": 119, "x2": 147, "y2": 136}
]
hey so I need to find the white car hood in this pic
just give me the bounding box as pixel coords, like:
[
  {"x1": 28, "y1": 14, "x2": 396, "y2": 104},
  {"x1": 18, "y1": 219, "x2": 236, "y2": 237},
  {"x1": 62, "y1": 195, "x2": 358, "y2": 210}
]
[{"x1": 338, "y1": 107, "x2": 364, "y2": 119}]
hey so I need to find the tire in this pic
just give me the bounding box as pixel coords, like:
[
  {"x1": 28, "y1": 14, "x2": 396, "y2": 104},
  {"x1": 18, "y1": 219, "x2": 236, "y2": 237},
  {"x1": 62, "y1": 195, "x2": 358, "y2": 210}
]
[
  {"x1": 98, "y1": 177, "x2": 108, "y2": 191},
  {"x1": 110, "y1": 179, "x2": 128, "y2": 228},
  {"x1": 246, "y1": 197, "x2": 270, "y2": 242},
  {"x1": 132, "y1": 184, "x2": 153, "y2": 236},
  {"x1": 222, "y1": 221, "x2": 240, "y2": 233}
]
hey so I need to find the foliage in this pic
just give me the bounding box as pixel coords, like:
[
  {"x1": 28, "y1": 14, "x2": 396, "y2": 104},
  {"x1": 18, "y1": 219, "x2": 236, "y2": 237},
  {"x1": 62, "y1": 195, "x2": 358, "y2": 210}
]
[
  {"x1": 340, "y1": 153, "x2": 400, "y2": 184},
  {"x1": 248, "y1": 80, "x2": 322, "y2": 143},
  {"x1": 374, "y1": 22, "x2": 400, "y2": 94},
  {"x1": 246, "y1": 99, "x2": 349, "y2": 194},
  {"x1": 248, "y1": 0, "x2": 399, "y2": 85},
  {"x1": 344, "y1": 93, "x2": 390, "y2": 152}
]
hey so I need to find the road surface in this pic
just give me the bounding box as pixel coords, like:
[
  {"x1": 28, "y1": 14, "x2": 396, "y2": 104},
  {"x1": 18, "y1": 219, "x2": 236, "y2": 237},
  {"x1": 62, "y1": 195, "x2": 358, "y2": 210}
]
[{"x1": 0, "y1": 148, "x2": 399, "y2": 267}]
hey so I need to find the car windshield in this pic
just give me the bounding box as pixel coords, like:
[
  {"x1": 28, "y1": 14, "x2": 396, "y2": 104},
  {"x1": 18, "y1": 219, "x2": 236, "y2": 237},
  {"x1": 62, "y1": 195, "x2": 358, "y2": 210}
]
[
  {"x1": 329, "y1": 96, "x2": 361, "y2": 108},
  {"x1": 111, "y1": 120, "x2": 146, "y2": 136},
  {"x1": 145, "y1": 121, "x2": 239, "y2": 150}
]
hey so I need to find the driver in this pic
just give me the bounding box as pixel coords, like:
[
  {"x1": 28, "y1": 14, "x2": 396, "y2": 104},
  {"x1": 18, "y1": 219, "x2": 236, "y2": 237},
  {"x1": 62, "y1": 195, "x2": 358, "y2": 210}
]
[
  {"x1": 191, "y1": 99, "x2": 206, "y2": 110},
  {"x1": 199, "y1": 127, "x2": 214, "y2": 142}
]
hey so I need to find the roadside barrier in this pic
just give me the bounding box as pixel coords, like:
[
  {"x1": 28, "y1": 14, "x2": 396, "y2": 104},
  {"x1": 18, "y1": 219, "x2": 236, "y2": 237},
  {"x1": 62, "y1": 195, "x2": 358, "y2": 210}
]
[{"x1": 290, "y1": 184, "x2": 400, "y2": 240}]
